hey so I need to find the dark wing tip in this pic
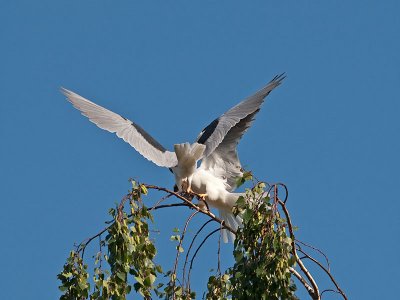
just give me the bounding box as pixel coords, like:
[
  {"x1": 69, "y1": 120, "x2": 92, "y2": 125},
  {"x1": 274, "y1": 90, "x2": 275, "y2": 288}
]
[
  {"x1": 197, "y1": 118, "x2": 220, "y2": 144},
  {"x1": 269, "y1": 73, "x2": 286, "y2": 85}
]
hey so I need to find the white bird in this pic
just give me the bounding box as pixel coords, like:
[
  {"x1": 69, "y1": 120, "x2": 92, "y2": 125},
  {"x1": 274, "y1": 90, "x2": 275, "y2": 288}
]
[{"x1": 62, "y1": 74, "x2": 285, "y2": 242}]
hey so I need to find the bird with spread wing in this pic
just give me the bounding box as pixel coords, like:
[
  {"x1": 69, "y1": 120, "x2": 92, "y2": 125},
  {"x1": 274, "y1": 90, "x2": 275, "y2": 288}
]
[{"x1": 62, "y1": 73, "x2": 285, "y2": 242}]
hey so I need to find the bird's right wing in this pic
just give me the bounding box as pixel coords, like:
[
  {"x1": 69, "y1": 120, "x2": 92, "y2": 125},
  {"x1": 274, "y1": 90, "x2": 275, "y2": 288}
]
[
  {"x1": 196, "y1": 74, "x2": 285, "y2": 157},
  {"x1": 200, "y1": 111, "x2": 257, "y2": 191},
  {"x1": 62, "y1": 88, "x2": 178, "y2": 168}
]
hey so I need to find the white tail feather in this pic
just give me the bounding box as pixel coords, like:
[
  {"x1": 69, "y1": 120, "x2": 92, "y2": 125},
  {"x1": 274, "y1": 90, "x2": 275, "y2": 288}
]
[
  {"x1": 219, "y1": 209, "x2": 243, "y2": 243},
  {"x1": 174, "y1": 142, "x2": 205, "y2": 166}
]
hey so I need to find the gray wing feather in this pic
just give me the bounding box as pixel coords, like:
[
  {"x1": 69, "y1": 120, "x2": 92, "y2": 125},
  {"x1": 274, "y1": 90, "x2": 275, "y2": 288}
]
[
  {"x1": 201, "y1": 112, "x2": 257, "y2": 191},
  {"x1": 197, "y1": 73, "x2": 285, "y2": 157},
  {"x1": 62, "y1": 88, "x2": 178, "y2": 168}
]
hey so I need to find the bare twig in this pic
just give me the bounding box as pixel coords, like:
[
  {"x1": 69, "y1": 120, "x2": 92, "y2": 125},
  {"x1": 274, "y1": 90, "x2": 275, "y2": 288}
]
[
  {"x1": 278, "y1": 199, "x2": 320, "y2": 300},
  {"x1": 150, "y1": 192, "x2": 175, "y2": 211},
  {"x1": 289, "y1": 267, "x2": 315, "y2": 296},
  {"x1": 182, "y1": 219, "x2": 214, "y2": 288},
  {"x1": 320, "y1": 289, "x2": 343, "y2": 298},
  {"x1": 297, "y1": 248, "x2": 348, "y2": 300},
  {"x1": 150, "y1": 203, "x2": 190, "y2": 211},
  {"x1": 187, "y1": 228, "x2": 221, "y2": 290},
  {"x1": 78, "y1": 225, "x2": 109, "y2": 258},
  {"x1": 296, "y1": 239, "x2": 330, "y2": 271},
  {"x1": 217, "y1": 221, "x2": 223, "y2": 275},
  {"x1": 171, "y1": 211, "x2": 199, "y2": 299},
  {"x1": 144, "y1": 184, "x2": 236, "y2": 234},
  {"x1": 98, "y1": 235, "x2": 103, "y2": 269}
]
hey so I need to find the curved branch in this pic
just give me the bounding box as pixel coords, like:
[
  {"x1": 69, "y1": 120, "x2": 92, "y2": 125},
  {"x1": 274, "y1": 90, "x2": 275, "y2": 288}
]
[
  {"x1": 278, "y1": 199, "x2": 320, "y2": 300},
  {"x1": 144, "y1": 184, "x2": 236, "y2": 234},
  {"x1": 182, "y1": 219, "x2": 214, "y2": 288},
  {"x1": 297, "y1": 248, "x2": 348, "y2": 300},
  {"x1": 289, "y1": 267, "x2": 314, "y2": 296},
  {"x1": 296, "y1": 239, "x2": 330, "y2": 271},
  {"x1": 187, "y1": 228, "x2": 220, "y2": 290},
  {"x1": 150, "y1": 203, "x2": 190, "y2": 211},
  {"x1": 171, "y1": 211, "x2": 199, "y2": 298}
]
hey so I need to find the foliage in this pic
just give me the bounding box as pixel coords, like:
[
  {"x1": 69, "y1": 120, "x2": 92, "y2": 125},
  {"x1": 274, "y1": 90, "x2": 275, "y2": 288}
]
[
  {"x1": 58, "y1": 178, "x2": 347, "y2": 300},
  {"x1": 58, "y1": 251, "x2": 90, "y2": 299},
  {"x1": 58, "y1": 182, "x2": 162, "y2": 300},
  {"x1": 205, "y1": 183, "x2": 297, "y2": 299}
]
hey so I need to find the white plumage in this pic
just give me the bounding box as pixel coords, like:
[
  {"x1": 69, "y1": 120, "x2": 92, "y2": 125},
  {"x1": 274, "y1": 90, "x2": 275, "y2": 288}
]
[{"x1": 62, "y1": 74, "x2": 285, "y2": 242}]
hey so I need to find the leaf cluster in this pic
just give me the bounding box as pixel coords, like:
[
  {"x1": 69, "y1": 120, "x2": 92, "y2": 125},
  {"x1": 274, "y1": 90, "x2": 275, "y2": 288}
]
[
  {"x1": 206, "y1": 183, "x2": 298, "y2": 299},
  {"x1": 57, "y1": 178, "x2": 346, "y2": 299},
  {"x1": 58, "y1": 182, "x2": 162, "y2": 299},
  {"x1": 58, "y1": 251, "x2": 90, "y2": 299}
]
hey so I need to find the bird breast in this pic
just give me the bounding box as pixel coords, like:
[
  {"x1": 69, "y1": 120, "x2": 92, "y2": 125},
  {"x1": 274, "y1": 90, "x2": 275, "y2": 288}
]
[{"x1": 191, "y1": 169, "x2": 233, "y2": 208}]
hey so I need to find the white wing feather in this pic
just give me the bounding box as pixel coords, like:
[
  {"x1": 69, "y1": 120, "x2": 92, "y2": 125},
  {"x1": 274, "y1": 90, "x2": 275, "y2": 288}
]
[
  {"x1": 62, "y1": 88, "x2": 178, "y2": 168},
  {"x1": 197, "y1": 74, "x2": 285, "y2": 157}
]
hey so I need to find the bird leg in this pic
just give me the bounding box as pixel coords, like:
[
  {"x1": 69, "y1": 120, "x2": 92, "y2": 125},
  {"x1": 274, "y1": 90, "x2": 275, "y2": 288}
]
[
  {"x1": 180, "y1": 178, "x2": 207, "y2": 200},
  {"x1": 197, "y1": 198, "x2": 209, "y2": 212},
  {"x1": 181, "y1": 178, "x2": 196, "y2": 194},
  {"x1": 181, "y1": 179, "x2": 190, "y2": 193}
]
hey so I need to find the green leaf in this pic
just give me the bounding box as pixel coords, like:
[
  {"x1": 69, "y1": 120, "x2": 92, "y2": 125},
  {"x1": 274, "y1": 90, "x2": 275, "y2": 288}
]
[
  {"x1": 149, "y1": 273, "x2": 156, "y2": 284},
  {"x1": 242, "y1": 208, "x2": 253, "y2": 223},
  {"x1": 116, "y1": 271, "x2": 126, "y2": 281},
  {"x1": 140, "y1": 184, "x2": 148, "y2": 195},
  {"x1": 58, "y1": 285, "x2": 68, "y2": 292}
]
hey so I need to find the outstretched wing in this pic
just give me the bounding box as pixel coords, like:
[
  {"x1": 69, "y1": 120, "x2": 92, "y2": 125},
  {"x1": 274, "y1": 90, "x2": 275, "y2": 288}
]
[
  {"x1": 196, "y1": 73, "x2": 285, "y2": 157},
  {"x1": 200, "y1": 111, "x2": 257, "y2": 191},
  {"x1": 62, "y1": 88, "x2": 178, "y2": 168}
]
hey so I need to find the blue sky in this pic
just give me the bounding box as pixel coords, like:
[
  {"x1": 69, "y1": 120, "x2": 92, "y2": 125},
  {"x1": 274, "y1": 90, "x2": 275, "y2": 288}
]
[{"x1": 1, "y1": 1, "x2": 399, "y2": 299}]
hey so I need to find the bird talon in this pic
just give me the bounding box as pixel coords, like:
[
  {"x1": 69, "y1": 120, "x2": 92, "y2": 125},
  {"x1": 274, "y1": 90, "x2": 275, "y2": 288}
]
[{"x1": 197, "y1": 193, "x2": 208, "y2": 201}]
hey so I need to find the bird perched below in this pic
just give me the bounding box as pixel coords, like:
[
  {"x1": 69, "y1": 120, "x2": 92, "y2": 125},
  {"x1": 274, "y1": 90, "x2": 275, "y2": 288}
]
[{"x1": 62, "y1": 73, "x2": 285, "y2": 242}]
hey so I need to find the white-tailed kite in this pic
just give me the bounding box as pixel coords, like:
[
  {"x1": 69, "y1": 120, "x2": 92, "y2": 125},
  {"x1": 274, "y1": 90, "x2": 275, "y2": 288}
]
[{"x1": 62, "y1": 73, "x2": 285, "y2": 242}]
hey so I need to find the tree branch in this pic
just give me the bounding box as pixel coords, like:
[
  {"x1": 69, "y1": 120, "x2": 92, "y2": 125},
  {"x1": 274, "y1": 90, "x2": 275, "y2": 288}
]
[
  {"x1": 278, "y1": 199, "x2": 320, "y2": 300},
  {"x1": 297, "y1": 248, "x2": 348, "y2": 300},
  {"x1": 144, "y1": 184, "x2": 236, "y2": 234}
]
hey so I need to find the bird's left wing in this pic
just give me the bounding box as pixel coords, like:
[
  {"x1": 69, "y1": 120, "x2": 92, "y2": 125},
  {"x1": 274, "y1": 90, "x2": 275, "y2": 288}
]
[
  {"x1": 197, "y1": 73, "x2": 285, "y2": 157},
  {"x1": 62, "y1": 88, "x2": 178, "y2": 168}
]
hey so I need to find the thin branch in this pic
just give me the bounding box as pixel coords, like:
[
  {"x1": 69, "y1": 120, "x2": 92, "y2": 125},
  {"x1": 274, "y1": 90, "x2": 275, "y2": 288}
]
[
  {"x1": 78, "y1": 225, "x2": 109, "y2": 258},
  {"x1": 296, "y1": 239, "x2": 330, "y2": 272},
  {"x1": 217, "y1": 221, "x2": 223, "y2": 275},
  {"x1": 187, "y1": 228, "x2": 221, "y2": 290},
  {"x1": 278, "y1": 199, "x2": 320, "y2": 300},
  {"x1": 289, "y1": 267, "x2": 315, "y2": 296},
  {"x1": 150, "y1": 192, "x2": 175, "y2": 211},
  {"x1": 173, "y1": 212, "x2": 198, "y2": 274},
  {"x1": 297, "y1": 248, "x2": 348, "y2": 300},
  {"x1": 276, "y1": 182, "x2": 289, "y2": 203},
  {"x1": 150, "y1": 203, "x2": 190, "y2": 211},
  {"x1": 144, "y1": 184, "x2": 236, "y2": 234},
  {"x1": 98, "y1": 235, "x2": 103, "y2": 269},
  {"x1": 183, "y1": 219, "x2": 214, "y2": 289},
  {"x1": 320, "y1": 289, "x2": 343, "y2": 299},
  {"x1": 171, "y1": 211, "x2": 199, "y2": 299}
]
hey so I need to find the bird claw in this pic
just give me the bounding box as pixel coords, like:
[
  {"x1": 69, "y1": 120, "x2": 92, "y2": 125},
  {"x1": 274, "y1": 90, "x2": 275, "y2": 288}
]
[{"x1": 197, "y1": 193, "x2": 208, "y2": 201}]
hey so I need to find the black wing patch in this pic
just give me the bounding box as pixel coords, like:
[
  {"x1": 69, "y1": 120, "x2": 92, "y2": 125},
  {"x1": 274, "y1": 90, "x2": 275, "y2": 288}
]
[
  {"x1": 197, "y1": 118, "x2": 219, "y2": 144},
  {"x1": 131, "y1": 121, "x2": 166, "y2": 152}
]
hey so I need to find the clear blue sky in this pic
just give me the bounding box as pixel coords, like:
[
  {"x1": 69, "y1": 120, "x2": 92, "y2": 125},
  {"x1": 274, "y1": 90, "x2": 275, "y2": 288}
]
[{"x1": 1, "y1": 1, "x2": 399, "y2": 299}]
